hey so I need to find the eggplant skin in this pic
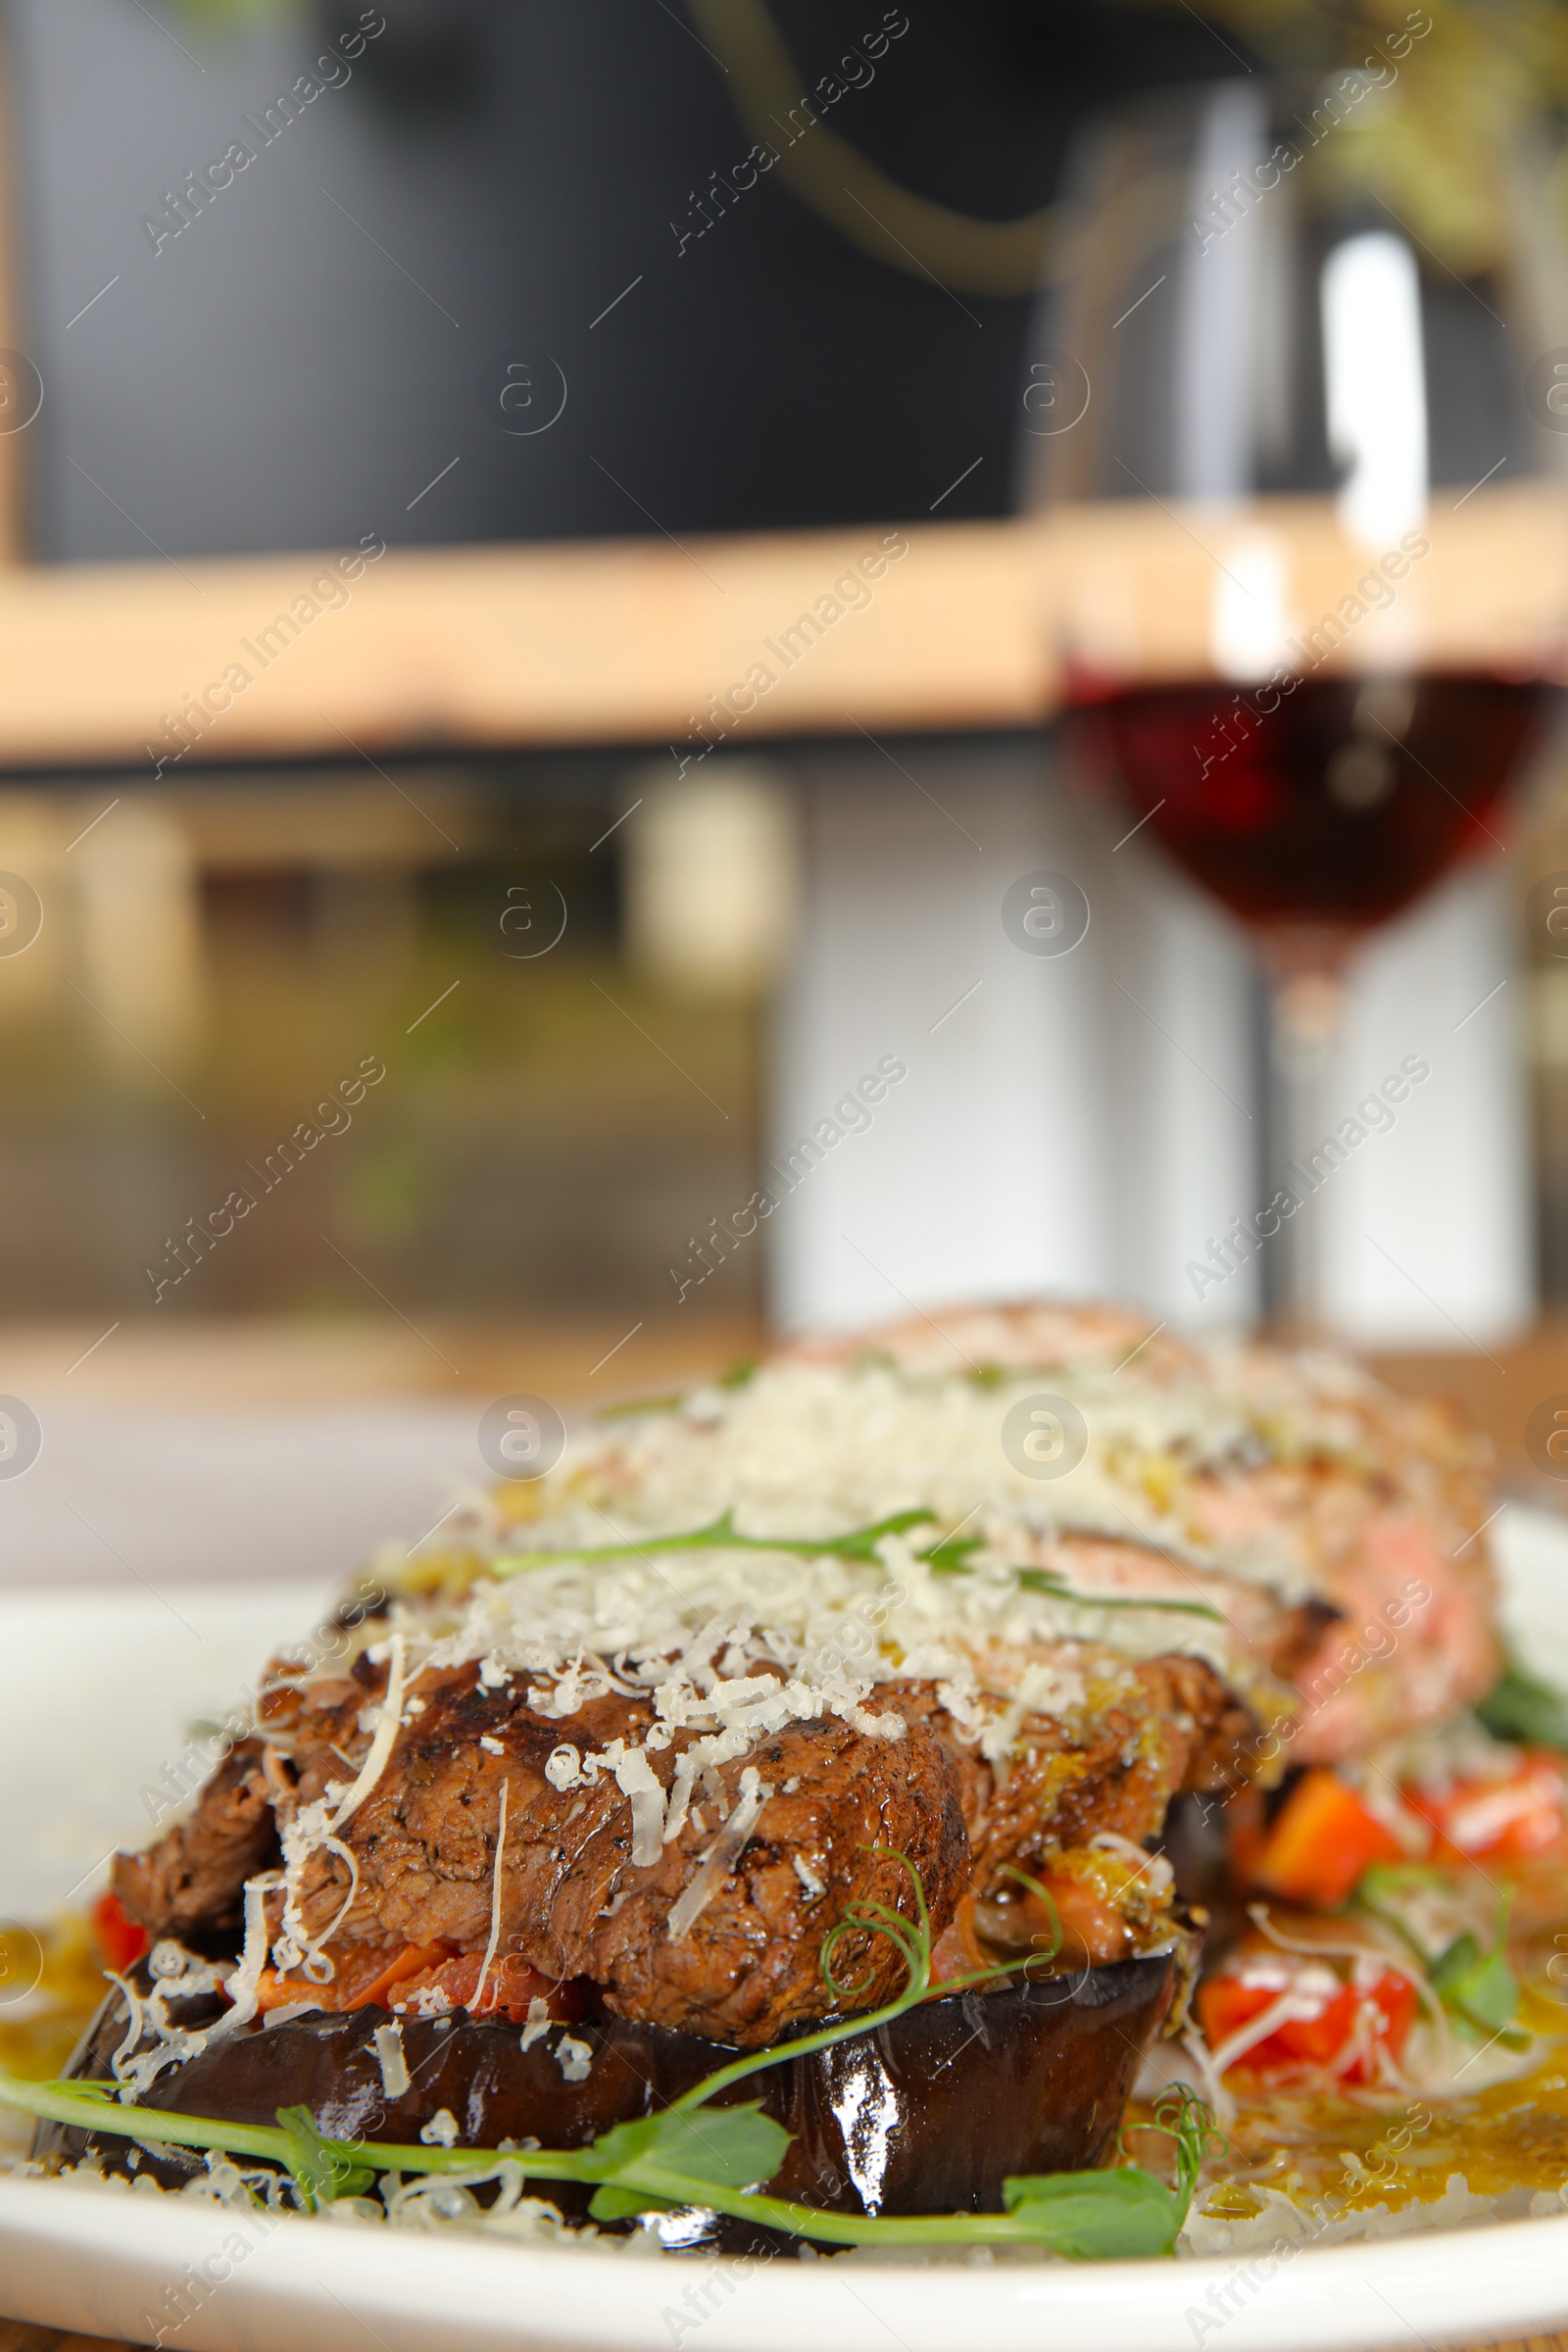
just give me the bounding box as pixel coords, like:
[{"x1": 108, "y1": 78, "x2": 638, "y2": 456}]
[{"x1": 38, "y1": 1954, "x2": 1173, "y2": 2246}]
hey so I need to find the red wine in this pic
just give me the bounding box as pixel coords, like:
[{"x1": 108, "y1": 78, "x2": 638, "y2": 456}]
[{"x1": 1063, "y1": 674, "x2": 1550, "y2": 930}]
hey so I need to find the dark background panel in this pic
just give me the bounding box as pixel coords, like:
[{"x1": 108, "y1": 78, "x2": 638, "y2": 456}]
[{"x1": 9, "y1": 0, "x2": 1250, "y2": 560}]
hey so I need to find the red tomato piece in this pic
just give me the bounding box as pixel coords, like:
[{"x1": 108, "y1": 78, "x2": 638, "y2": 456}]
[
  {"x1": 253, "y1": 1938, "x2": 459, "y2": 2015},
  {"x1": 91, "y1": 1889, "x2": 149, "y2": 1974},
  {"x1": 1254, "y1": 1770, "x2": 1406, "y2": 1908},
  {"x1": 1198, "y1": 1960, "x2": 1415, "y2": 2083},
  {"x1": 1405, "y1": 1751, "x2": 1567, "y2": 1863},
  {"x1": 390, "y1": 1950, "x2": 590, "y2": 2025}
]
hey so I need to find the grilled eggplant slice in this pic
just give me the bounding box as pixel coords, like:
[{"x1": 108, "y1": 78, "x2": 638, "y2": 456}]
[{"x1": 38, "y1": 1951, "x2": 1175, "y2": 2247}]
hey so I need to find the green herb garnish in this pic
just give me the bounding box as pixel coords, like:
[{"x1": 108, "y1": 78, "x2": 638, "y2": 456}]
[
  {"x1": 919, "y1": 1516, "x2": 1224, "y2": 1622},
  {"x1": 491, "y1": 1506, "x2": 938, "y2": 1577},
  {"x1": 1355, "y1": 1868, "x2": 1526, "y2": 2046},
  {"x1": 920, "y1": 1529, "x2": 987, "y2": 1575},
  {"x1": 1013, "y1": 1567, "x2": 1224, "y2": 1624},
  {"x1": 490, "y1": 1502, "x2": 1224, "y2": 1625},
  {"x1": 1477, "y1": 1661, "x2": 1568, "y2": 1754},
  {"x1": 593, "y1": 1359, "x2": 758, "y2": 1426}
]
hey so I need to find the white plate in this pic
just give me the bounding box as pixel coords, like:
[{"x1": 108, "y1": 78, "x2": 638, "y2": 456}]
[{"x1": 3, "y1": 1506, "x2": 1568, "y2": 2352}]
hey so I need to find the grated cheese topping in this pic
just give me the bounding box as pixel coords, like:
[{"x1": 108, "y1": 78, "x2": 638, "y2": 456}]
[{"x1": 468, "y1": 1351, "x2": 1388, "y2": 1607}]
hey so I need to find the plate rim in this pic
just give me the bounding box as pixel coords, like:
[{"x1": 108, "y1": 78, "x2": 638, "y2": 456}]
[{"x1": 4, "y1": 2172, "x2": 1568, "y2": 2352}]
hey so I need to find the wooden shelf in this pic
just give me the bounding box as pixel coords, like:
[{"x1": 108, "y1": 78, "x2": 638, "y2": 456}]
[
  {"x1": 0, "y1": 481, "x2": 1559, "y2": 773},
  {"x1": 0, "y1": 520, "x2": 1048, "y2": 775}
]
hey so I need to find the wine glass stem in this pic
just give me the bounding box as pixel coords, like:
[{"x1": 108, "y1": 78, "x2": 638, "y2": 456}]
[{"x1": 1268, "y1": 969, "x2": 1346, "y2": 1341}]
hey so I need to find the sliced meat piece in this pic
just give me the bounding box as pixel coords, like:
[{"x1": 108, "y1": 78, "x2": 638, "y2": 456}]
[
  {"x1": 276, "y1": 1663, "x2": 967, "y2": 2046},
  {"x1": 894, "y1": 1653, "x2": 1250, "y2": 1896},
  {"x1": 1013, "y1": 1530, "x2": 1333, "y2": 1689},
  {"x1": 583, "y1": 1711, "x2": 967, "y2": 2042},
  {"x1": 112, "y1": 1740, "x2": 277, "y2": 1936}
]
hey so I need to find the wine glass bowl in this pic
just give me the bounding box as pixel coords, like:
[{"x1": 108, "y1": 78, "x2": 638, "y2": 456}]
[{"x1": 1023, "y1": 70, "x2": 1568, "y2": 1328}]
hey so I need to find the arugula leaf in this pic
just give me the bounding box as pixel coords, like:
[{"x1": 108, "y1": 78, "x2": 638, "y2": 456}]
[
  {"x1": 1002, "y1": 2165, "x2": 1186, "y2": 2259},
  {"x1": 1476, "y1": 1662, "x2": 1568, "y2": 1753}
]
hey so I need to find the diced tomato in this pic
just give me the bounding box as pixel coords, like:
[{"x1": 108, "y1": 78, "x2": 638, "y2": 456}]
[
  {"x1": 1198, "y1": 1959, "x2": 1416, "y2": 2084},
  {"x1": 253, "y1": 1939, "x2": 456, "y2": 2015},
  {"x1": 91, "y1": 1889, "x2": 149, "y2": 1974},
  {"x1": 389, "y1": 1950, "x2": 591, "y2": 2026},
  {"x1": 1254, "y1": 1770, "x2": 1405, "y2": 1908},
  {"x1": 1404, "y1": 1751, "x2": 1568, "y2": 1864},
  {"x1": 928, "y1": 1893, "x2": 989, "y2": 1987}
]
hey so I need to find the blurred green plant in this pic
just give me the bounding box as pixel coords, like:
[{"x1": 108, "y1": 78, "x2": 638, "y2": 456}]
[
  {"x1": 146, "y1": 0, "x2": 1566, "y2": 287},
  {"x1": 1182, "y1": 0, "x2": 1568, "y2": 275},
  {"x1": 685, "y1": 0, "x2": 1566, "y2": 289},
  {"x1": 166, "y1": 0, "x2": 299, "y2": 22}
]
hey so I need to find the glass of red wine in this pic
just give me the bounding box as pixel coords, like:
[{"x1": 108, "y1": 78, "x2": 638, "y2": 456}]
[{"x1": 1024, "y1": 73, "x2": 1568, "y2": 1332}]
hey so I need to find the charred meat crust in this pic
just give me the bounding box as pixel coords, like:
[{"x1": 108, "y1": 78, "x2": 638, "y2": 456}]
[
  {"x1": 119, "y1": 1663, "x2": 972, "y2": 2048},
  {"x1": 899, "y1": 1655, "x2": 1250, "y2": 1893},
  {"x1": 322, "y1": 1667, "x2": 969, "y2": 2045},
  {"x1": 42, "y1": 1950, "x2": 1176, "y2": 2238},
  {"x1": 112, "y1": 1740, "x2": 278, "y2": 1935}
]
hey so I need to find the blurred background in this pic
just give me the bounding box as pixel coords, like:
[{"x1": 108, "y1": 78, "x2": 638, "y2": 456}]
[{"x1": 4, "y1": 0, "x2": 1568, "y2": 1582}]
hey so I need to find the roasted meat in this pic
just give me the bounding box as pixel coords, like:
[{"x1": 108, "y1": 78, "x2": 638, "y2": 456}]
[
  {"x1": 113, "y1": 1738, "x2": 277, "y2": 1936},
  {"x1": 118, "y1": 1656, "x2": 971, "y2": 2046},
  {"x1": 114, "y1": 1635, "x2": 1237, "y2": 2042}
]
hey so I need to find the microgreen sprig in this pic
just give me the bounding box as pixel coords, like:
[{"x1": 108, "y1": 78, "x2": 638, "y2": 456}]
[
  {"x1": 491, "y1": 1506, "x2": 938, "y2": 1577},
  {"x1": 1012, "y1": 1566, "x2": 1224, "y2": 1624},
  {"x1": 1, "y1": 2067, "x2": 1212, "y2": 2255},
  {"x1": 490, "y1": 1503, "x2": 1225, "y2": 1626}
]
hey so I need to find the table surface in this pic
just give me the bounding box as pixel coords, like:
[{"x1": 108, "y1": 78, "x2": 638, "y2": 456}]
[{"x1": 4, "y1": 1313, "x2": 1567, "y2": 2351}]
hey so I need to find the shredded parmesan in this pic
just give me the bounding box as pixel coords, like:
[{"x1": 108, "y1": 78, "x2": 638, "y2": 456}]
[
  {"x1": 519, "y1": 1997, "x2": 553, "y2": 2051},
  {"x1": 666, "y1": 1766, "x2": 769, "y2": 1942},
  {"x1": 372, "y1": 2020, "x2": 411, "y2": 2098},
  {"x1": 471, "y1": 1779, "x2": 510, "y2": 2015},
  {"x1": 555, "y1": 2034, "x2": 594, "y2": 2082},
  {"x1": 329, "y1": 1633, "x2": 407, "y2": 1830},
  {"x1": 612, "y1": 1745, "x2": 666, "y2": 1867}
]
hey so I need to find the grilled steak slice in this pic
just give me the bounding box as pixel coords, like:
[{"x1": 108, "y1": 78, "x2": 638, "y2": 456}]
[
  {"x1": 113, "y1": 1635, "x2": 1230, "y2": 2043},
  {"x1": 119, "y1": 1660, "x2": 968, "y2": 2048},
  {"x1": 581, "y1": 1709, "x2": 967, "y2": 2041},
  {"x1": 112, "y1": 1739, "x2": 277, "y2": 1936},
  {"x1": 896, "y1": 1652, "x2": 1250, "y2": 1895}
]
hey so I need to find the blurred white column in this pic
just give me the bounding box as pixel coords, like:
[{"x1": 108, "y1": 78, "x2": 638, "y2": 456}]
[
  {"x1": 767, "y1": 751, "x2": 1532, "y2": 1344},
  {"x1": 1317, "y1": 861, "x2": 1532, "y2": 1345},
  {"x1": 1078, "y1": 813, "x2": 1263, "y2": 1331},
  {"x1": 767, "y1": 747, "x2": 1259, "y2": 1333}
]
